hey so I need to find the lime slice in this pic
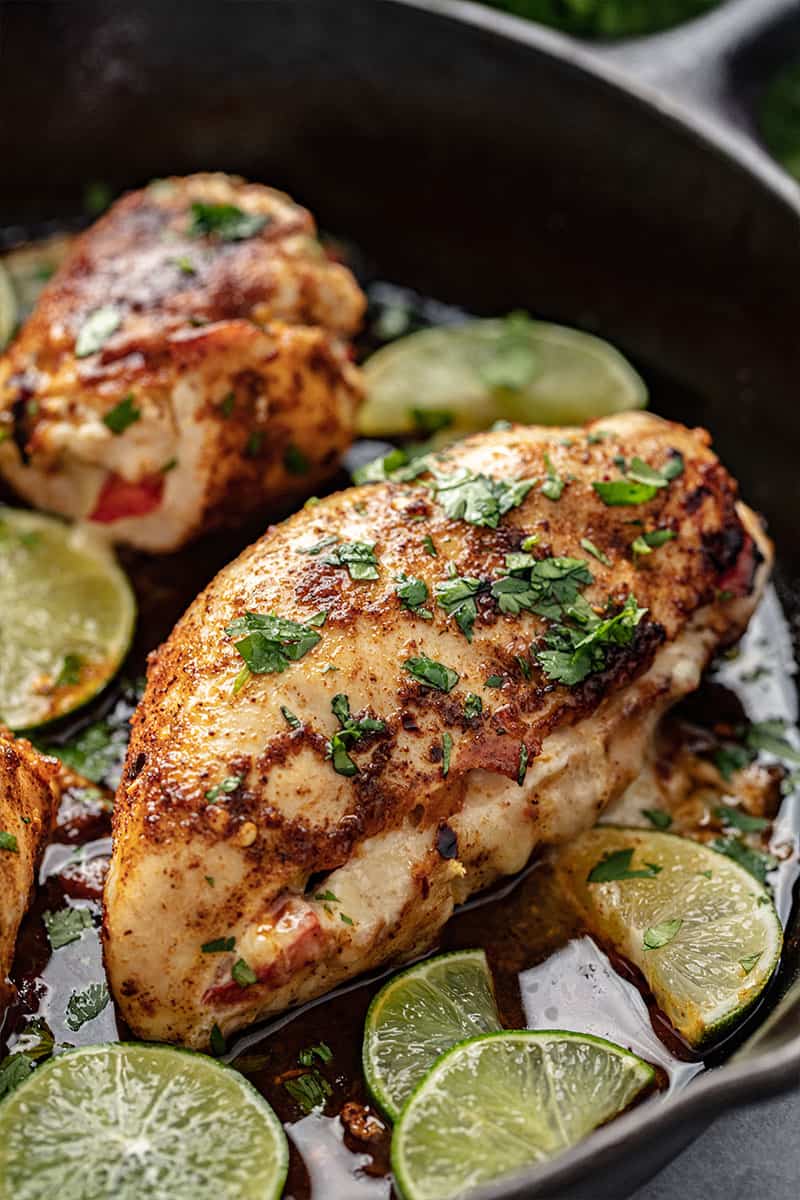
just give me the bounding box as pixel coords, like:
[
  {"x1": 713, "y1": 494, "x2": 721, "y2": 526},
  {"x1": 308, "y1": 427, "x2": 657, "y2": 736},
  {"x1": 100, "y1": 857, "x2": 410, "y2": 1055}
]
[
  {"x1": 555, "y1": 827, "x2": 783, "y2": 1047},
  {"x1": 358, "y1": 316, "x2": 647, "y2": 438},
  {"x1": 0, "y1": 1043, "x2": 289, "y2": 1200},
  {"x1": 392, "y1": 1030, "x2": 654, "y2": 1200},
  {"x1": 363, "y1": 949, "x2": 502, "y2": 1120},
  {"x1": 0, "y1": 508, "x2": 136, "y2": 731},
  {"x1": 0, "y1": 263, "x2": 16, "y2": 351}
]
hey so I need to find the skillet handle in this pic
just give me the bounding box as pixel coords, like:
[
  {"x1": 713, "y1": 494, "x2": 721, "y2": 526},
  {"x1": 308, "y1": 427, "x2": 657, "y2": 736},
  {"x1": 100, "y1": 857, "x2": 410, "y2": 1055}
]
[{"x1": 588, "y1": 0, "x2": 798, "y2": 190}]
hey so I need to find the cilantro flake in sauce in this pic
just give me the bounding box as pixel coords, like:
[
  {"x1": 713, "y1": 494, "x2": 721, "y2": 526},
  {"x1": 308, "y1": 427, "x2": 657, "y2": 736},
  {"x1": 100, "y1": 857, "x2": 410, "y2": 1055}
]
[{"x1": 65, "y1": 982, "x2": 110, "y2": 1032}]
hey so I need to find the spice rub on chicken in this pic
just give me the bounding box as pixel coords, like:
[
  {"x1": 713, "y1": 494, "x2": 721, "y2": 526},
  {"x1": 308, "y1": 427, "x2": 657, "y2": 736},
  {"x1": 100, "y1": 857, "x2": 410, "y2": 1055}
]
[
  {"x1": 0, "y1": 730, "x2": 59, "y2": 989},
  {"x1": 104, "y1": 411, "x2": 771, "y2": 1047},
  {"x1": 0, "y1": 173, "x2": 365, "y2": 552}
]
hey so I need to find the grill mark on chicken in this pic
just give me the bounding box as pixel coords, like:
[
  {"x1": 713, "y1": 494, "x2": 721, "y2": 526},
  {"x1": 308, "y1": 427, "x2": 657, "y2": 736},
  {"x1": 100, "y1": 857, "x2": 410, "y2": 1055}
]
[{"x1": 104, "y1": 412, "x2": 773, "y2": 1046}]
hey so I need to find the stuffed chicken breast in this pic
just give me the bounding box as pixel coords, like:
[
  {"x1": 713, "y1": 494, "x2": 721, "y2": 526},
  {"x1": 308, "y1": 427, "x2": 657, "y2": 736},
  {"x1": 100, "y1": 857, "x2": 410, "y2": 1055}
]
[
  {"x1": 0, "y1": 173, "x2": 365, "y2": 552},
  {"x1": 104, "y1": 411, "x2": 770, "y2": 1047}
]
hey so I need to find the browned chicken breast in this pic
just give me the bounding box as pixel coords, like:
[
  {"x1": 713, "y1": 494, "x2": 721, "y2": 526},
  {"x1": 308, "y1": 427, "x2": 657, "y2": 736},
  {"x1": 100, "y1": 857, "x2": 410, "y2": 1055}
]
[
  {"x1": 0, "y1": 173, "x2": 365, "y2": 552},
  {"x1": 0, "y1": 730, "x2": 59, "y2": 988},
  {"x1": 104, "y1": 411, "x2": 771, "y2": 1047}
]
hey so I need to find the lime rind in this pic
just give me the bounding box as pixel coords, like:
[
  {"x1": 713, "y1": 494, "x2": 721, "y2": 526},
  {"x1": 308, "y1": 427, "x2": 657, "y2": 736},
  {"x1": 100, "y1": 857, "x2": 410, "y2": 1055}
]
[
  {"x1": 363, "y1": 948, "x2": 502, "y2": 1121},
  {"x1": 556, "y1": 827, "x2": 783, "y2": 1048},
  {"x1": 358, "y1": 318, "x2": 648, "y2": 439},
  {"x1": 391, "y1": 1029, "x2": 655, "y2": 1200},
  {"x1": 0, "y1": 1042, "x2": 289, "y2": 1200},
  {"x1": 0, "y1": 507, "x2": 136, "y2": 731}
]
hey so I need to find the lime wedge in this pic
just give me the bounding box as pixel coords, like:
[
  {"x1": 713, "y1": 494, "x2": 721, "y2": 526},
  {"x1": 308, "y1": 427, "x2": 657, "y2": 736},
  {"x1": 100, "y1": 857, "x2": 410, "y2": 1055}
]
[
  {"x1": 392, "y1": 1030, "x2": 654, "y2": 1200},
  {"x1": 363, "y1": 949, "x2": 502, "y2": 1120},
  {"x1": 555, "y1": 827, "x2": 783, "y2": 1047},
  {"x1": 2, "y1": 233, "x2": 74, "y2": 326},
  {"x1": 358, "y1": 316, "x2": 647, "y2": 438},
  {"x1": 0, "y1": 1043, "x2": 289, "y2": 1199},
  {"x1": 0, "y1": 508, "x2": 136, "y2": 731},
  {"x1": 0, "y1": 263, "x2": 16, "y2": 351}
]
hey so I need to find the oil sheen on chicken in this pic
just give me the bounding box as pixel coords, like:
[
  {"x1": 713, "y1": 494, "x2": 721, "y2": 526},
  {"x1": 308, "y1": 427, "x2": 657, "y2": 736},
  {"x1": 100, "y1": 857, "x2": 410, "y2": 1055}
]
[
  {"x1": 104, "y1": 412, "x2": 771, "y2": 1047},
  {"x1": 0, "y1": 173, "x2": 365, "y2": 552}
]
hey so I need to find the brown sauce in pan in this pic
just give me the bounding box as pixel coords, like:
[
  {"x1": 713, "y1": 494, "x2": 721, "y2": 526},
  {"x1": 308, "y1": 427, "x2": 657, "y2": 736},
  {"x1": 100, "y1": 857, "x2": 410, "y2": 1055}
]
[{"x1": 1, "y1": 282, "x2": 799, "y2": 1199}]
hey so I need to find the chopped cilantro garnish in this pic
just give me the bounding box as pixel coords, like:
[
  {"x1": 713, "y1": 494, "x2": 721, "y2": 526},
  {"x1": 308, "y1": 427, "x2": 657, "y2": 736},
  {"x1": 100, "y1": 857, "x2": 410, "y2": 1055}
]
[
  {"x1": 593, "y1": 479, "x2": 660, "y2": 506},
  {"x1": 340, "y1": 912, "x2": 354, "y2": 926},
  {"x1": 404, "y1": 656, "x2": 460, "y2": 693},
  {"x1": 315, "y1": 890, "x2": 339, "y2": 903},
  {"x1": 42, "y1": 906, "x2": 93, "y2": 950},
  {"x1": 422, "y1": 534, "x2": 438, "y2": 557},
  {"x1": 710, "y1": 836, "x2": 778, "y2": 884},
  {"x1": 220, "y1": 392, "x2": 235, "y2": 418},
  {"x1": 517, "y1": 742, "x2": 529, "y2": 786},
  {"x1": 298, "y1": 1042, "x2": 333, "y2": 1067},
  {"x1": 746, "y1": 719, "x2": 800, "y2": 765},
  {"x1": 587, "y1": 848, "x2": 662, "y2": 883},
  {"x1": 632, "y1": 528, "x2": 677, "y2": 560},
  {"x1": 245, "y1": 430, "x2": 264, "y2": 457},
  {"x1": 491, "y1": 554, "x2": 593, "y2": 619},
  {"x1": 442, "y1": 732, "x2": 453, "y2": 777},
  {"x1": 210, "y1": 1024, "x2": 226, "y2": 1056},
  {"x1": 296, "y1": 534, "x2": 339, "y2": 556},
  {"x1": 324, "y1": 541, "x2": 380, "y2": 580},
  {"x1": 188, "y1": 202, "x2": 268, "y2": 241},
  {"x1": 580, "y1": 537, "x2": 611, "y2": 566},
  {"x1": 0, "y1": 1054, "x2": 34, "y2": 1099},
  {"x1": 280, "y1": 706, "x2": 301, "y2": 730},
  {"x1": 232, "y1": 958, "x2": 258, "y2": 988},
  {"x1": 205, "y1": 775, "x2": 242, "y2": 803},
  {"x1": 535, "y1": 593, "x2": 646, "y2": 686},
  {"x1": 103, "y1": 393, "x2": 140, "y2": 434},
  {"x1": 643, "y1": 918, "x2": 682, "y2": 950},
  {"x1": 75, "y1": 305, "x2": 121, "y2": 357},
  {"x1": 396, "y1": 574, "x2": 432, "y2": 618},
  {"x1": 0, "y1": 831, "x2": 19, "y2": 853},
  {"x1": 202, "y1": 936, "x2": 236, "y2": 954},
  {"x1": 641, "y1": 809, "x2": 672, "y2": 830},
  {"x1": 714, "y1": 743, "x2": 752, "y2": 780},
  {"x1": 714, "y1": 805, "x2": 769, "y2": 833},
  {"x1": 464, "y1": 693, "x2": 483, "y2": 719},
  {"x1": 540, "y1": 453, "x2": 564, "y2": 502},
  {"x1": 284, "y1": 1070, "x2": 332, "y2": 1114},
  {"x1": 328, "y1": 693, "x2": 386, "y2": 777},
  {"x1": 432, "y1": 467, "x2": 534, "y2": 529},
  {"x1": 352, "y1": 446, "x2": 431, "y2": 485},
  {"x1": 171, "y1": 254, "x2": 196, "y2": 274},
  {"x1": 594, "y1": 453, "x2": 683, "y2": 506},
  {"x1": 226, "y1": 612, "x2": 322, "y2": 682},
  {"x1": 65, "y1": 982, "x2": 109, "y2": 1031},
  {"x1": 435, "y1": 570, "x2": 486, "y2": 640},
  {"x1": 485, "y1": 674, "x2": 504, "y2": 688},
  {"x1": 55, "y1": 653, "x2": 83, "y2": 688}
]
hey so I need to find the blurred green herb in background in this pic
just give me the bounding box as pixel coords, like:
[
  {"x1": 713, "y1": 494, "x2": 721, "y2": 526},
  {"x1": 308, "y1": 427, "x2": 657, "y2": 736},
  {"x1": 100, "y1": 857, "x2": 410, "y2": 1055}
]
[
  {"x1": 483, "y1": 0, "x2": 722, "y2": 39},
  {"x1": 760, "y1": 62, "x2": 800, "y2": 182}
]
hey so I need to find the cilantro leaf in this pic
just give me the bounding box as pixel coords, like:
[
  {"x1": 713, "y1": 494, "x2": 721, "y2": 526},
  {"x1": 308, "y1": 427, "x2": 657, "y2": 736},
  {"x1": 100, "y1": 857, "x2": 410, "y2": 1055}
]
[
  {"x1": 593, "y1": 479, "x2": 660, "y2": 506},
  {"x1": 540, "y1": 453, "x2": 564, "y2": 502},
  {"x1": 491, "y1": 555, "x2": 593, "y2": 618},
  {"x1": 284, "y1": 443, "x2": 309, "y2": 475},
  {"x1": 43, "y1": 906, "x2": 93, "y2": 950},
  {"x1": 75, "y1": 305, "x2": 121, "y2": 357},
  {"x1": 534, "y1": 593, "x2": 647, "y2": 686},
  {"x1": 103, "y1": 393, "x2": 140, "y2": 434},
  {"x1": 0, "y1": 831, "x2": 18, "y2": 853},
  {"x1": 632, "y1": 528, "x2": 677, "y2": 560},
  {"x1": 396, "y1": 575, "x2": 432, "y2": 618},
  {"x1": 298, "y1": 1042, "x2": 333, "y2": 1067},
  {"x1": 324, "y1": 541, "x2": 380, "y2": 580},
  {"x1": 65, "y1": 982, "x2": 110, "y2": 1031},
  {"x1": 0, "y1": 1054, "x2": 34, "y2": 1099},
  {"x1": 580, "y1": 537, "x2": 611, "y2": 566},
  {"x1": 442, "y1": 732, "x2": 453, "y2": 777},
  {"x1": 464, "y1": 693, "x2": 483, "y2": 719},
  {"x1": 587, "y1": 847, "x2": 662, "y2": 883},
  {"x1": 284, "y1": 1070, "x2": 332, "y2": 1114},
  {"x1": 643, "y1": 918, "x2": 683, "y2": 950},
  {"x1": 205, "y1": 775, "x2": 242, "y2": 803},
  {"x1": 281, "y1": 706, "x2": 301, "y2": 730},
  {"x1": 232, "y1": 958, "x2": 258, "y2": 988},
  {"x1": 296, "y1": 534, "x2": 339, "y2": 556},
  {"x1": 711, "y1": 836, "x2": 778, "y2": 884},
  {"x1": 328, "y1": 694, "x2": 386, "y2": 777},
  {"x1": 745, "y1": 719, "x2": 800, "y2": 765},
  {"x1": 435, "y1": 572, "x2": 486, "y2": 640},
  {"x1": 641, "y1": 809, "x2": 672, "y2": 830},
  {"x1": 714, "y1": 804, "x2": 769, "y2": 833},
  {"x1": 226, "y1": 612, "x2": 322, "y2": 679},
  {"x1": 404, "y1": 656, "x2": 460, "y2": 693},
  {"x1": 431, "y1": 467, "x2": 534, "y2": 529},
  {"x1": 188, "y1": 202, "x2": 268, "y2": 241},
  {"x1": 201, "y1": 936, "x2": 236, "y2": 954}
]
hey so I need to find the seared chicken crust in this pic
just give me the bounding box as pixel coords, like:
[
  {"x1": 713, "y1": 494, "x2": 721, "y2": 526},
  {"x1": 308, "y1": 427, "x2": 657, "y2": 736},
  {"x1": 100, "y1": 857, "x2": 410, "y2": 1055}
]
[
  {"x1": 105, "y1": 412, "x2": 771, "y2": 1046},
  {"x1": 0, "y1": 730, "x2": 59, "y2": 988},
  {"x1": 0, "y1": 173, "x2": 365, "y2": 551}
]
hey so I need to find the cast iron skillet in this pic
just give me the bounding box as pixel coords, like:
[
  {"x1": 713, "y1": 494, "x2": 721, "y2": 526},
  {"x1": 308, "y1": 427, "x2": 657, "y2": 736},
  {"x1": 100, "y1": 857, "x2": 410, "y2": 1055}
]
[{"x1": 0, "y1": 1, "x2": 798, "y2": 1197}]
